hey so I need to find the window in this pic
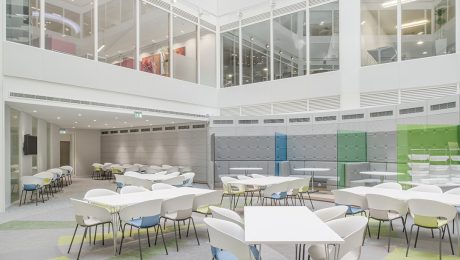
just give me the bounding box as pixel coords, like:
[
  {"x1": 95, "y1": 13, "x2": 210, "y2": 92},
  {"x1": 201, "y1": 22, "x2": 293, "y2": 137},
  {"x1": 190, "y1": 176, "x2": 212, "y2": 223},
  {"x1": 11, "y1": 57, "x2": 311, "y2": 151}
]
[
  {"x1": 173, "y1": 16, "x2": 197, "y2": 83},
  {"x1": 45, "y1": 1, "x2": 94, "y2": 59},
  {"x1": 10, "y1": 109, "x2": 20, "y2": 203},
  {"x1": 200, "y1": 28, "x2": 217, "y2": 87},
  {"x1": 402, "y1": 0, "x2": 456, "y2": 60},
  {"x1": 139, "y1": 1, "x2": 170, "y2": 76},
  {"x1": 310, "y1": 1, "x2": 340, "y2": 74},
  {"x1": 273, "y1": 10, "x2": 307, "y2": 79},
  {"x1": 6, "y1": 0, "x2": 40, "y2": 47},
  {"x1": 32, "y1": 117, "x2": 38, "y2": 175},
  {"x1": 361, "y1": 0, "x2": 397, "y2": 66},
  {"x1": 98, "y1": 0, "x2": 136, "y2": 69},
  {"x1": 221, "y1": 29, "x2": 240, "y2": 87},
  {"x1": 242, "y1": 20, "x2": 271, "y2": 84}
]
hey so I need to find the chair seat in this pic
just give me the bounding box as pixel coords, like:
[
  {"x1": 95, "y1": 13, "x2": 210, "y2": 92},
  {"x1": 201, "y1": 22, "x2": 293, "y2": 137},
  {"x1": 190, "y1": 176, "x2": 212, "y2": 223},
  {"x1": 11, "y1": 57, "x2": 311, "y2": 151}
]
[
  {"x1": 23, "y1": 184, "x2": 39, "y2": 191},
  {"x1": 211, "y1": 245, "x2": 259, "y2": 260},
  {"x1": 414, "y1": 215, "x2": 449, "y2": 228},
  {"x1": 270, "y1": 192, "x2": 287, "y2": 200},
  {"x1": 83, "y1": 216, "x2": 107, "y2": 226},
  {"x1": 195, "y1": 206, "x2": 211, "y2": 215},
  {"x1": 128, "y1": 215, "x2": 161, "y2": 228},
  {"x1": 347, "y1": 206, "x2": 364, "y2": 215},
  {"x1": 309, "y1": 244, "x2": 360, "y2": 260}
]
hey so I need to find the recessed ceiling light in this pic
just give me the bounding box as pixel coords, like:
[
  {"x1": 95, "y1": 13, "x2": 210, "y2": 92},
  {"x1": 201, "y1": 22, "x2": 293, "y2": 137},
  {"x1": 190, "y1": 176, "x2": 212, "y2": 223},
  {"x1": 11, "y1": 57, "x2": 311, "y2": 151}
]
[
  {"x1": 145, "y1": 119, "x2": 149, "y2": 122},
  {"x1": 124, "y1": 121, "x2": 127, "y2": 124},
  {"x1": 149, "y1": 124, "x2": 153, "y2": 126},
  {"x1": 72, "y1": 126, "x2": 76, "y2": 129},
  {"x1": 74, "y1": 121, "x2": 78, "y2": 124},
  {"x1": 93, "y1": 119, "x2": 97, "y2": 122},
  {"x1": 57, "y1": 116, "x2": 61, "y2": 120},
  {"x1": 422, "y1": 51, "x2": 428, "y2": 55},
  {"x1": 33, "y1": 110, "x2": 37, "y2": 113},
  {"x1": 417, "y1": 41, "x2": 424, "y2": 45},
  {"x1": 88, "y1": 125, "x2": 91, "y2": 128}
]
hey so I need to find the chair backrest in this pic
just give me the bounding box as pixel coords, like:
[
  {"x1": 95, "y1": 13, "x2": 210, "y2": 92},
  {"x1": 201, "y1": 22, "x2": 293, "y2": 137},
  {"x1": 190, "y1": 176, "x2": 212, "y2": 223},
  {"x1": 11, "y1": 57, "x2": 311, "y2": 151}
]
[
  {"x1": 92, "y1": 163, "x2": 103, "y2": 170},
  {"x1": 167, "y1": 171, "x2": 180, "y2": 177},
  {"x1": 114, "y1": 174, "x2": 125, "y2": 184},
  {"x1": 210, "y1": 206, "x2": 244, "y2": 227},
  {"x1": 314, "y1": 206, "x2": 348, "y2": 222},
  {"x1": 70, "y1": 198, "x2": 112, "y2": 225},
  {"x1": 131, "y1": 178, "x2": 153, "y2": 190},
  {"x1": 251, "y1": 174, "x2": 266, "y2": 178},
  {"x1": 123, "y1": 175, "x2": 136, "y2": 186},
  {"x1": 162, "y1": 176, "x2": 185, "y2": 186},
  {"x1": 327, "y1": 216, "x2": 368, "y2": 259},
  {"x1": 182, "y1": 172, "x2": 195, "y2": 186},
  {"x1": 34, "y1": 172, "x2": 54, "y2": 183},
  {"x1": 124, "y1": 171, "x2": 140, "y2": 177},
  {"x1": 145, "y1": 167, "x2": 160, "y2": 174},
  {"x1": 152, "y1": 183, "x2": 177, "y2": 190},
  {"x1": 373, "y1": 182, "x2": 402, "y2": 190},
  {"x1": 118, "y1": 199, "x2": 163, "y2": 223},
  {"x1": 237, "y1": 175, "x2": 252, "y2": 180},
  {"x1": 48, "y1": 168, "x2": 63, "y2": 176},
  {"x1": 298, "y1": 177, "x2": 312, "y2": 193},
  {"x1": 120, "y1": 186, "x2": 149, "y2": 194},
  {"x1": 102, "y1": 163, "x2": 112, "y2": 170},
  {"x1": 204, "y1": 218, "x2": 254, "y2": 260},
  {"x1": 221, "y1": 176, "x2": 237, "y2": 193},
  {"x1": 60, "y1": 165, "x2": 73, "y2": 174},
  {"x1": 161, "y1": 194, "x2": 194, "y2": 219},
  {"x1": 445, "y1": 187, "x2": 460, "y2": 195},
  {"x1": 139, "y1": 165, "x2": 150, "y2": 172},
  {"x1": 366, "y1": 194, "x2": 408, "y2": 218},
  {"x1": 84, "y1": 188, "x2": 118, "y2": 199},
  {"x1": 263, "y1": 182, "x2": 289, "y2": 197},
  {"x1": 111, "y1": 165, "x2": 124, "y2": 174},
  {"x1": 22, "y1": 176, "x2": 44, "y2": 186},
  {"x1": 193, "y1": 190, "x2": 223, "y2": 211},
  {"x1": 408, "y1": 199, "x2": 457, "y2": 223},
  {"x1": 332, "y1": 190, "x2": 368, "y2": 210},
  {"x1": 408, "y1": 184, "x2": 442, "y2": 194}
]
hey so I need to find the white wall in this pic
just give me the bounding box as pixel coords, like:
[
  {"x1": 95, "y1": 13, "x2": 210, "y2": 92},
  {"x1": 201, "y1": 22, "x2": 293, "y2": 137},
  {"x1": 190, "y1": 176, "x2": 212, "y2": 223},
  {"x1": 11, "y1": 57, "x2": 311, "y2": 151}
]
[
  {"x1": 19, "y1": 112, "x2": 32, "y2": 176},
  {"x1": 73, "y1": 129, "x2": 100, "y2": 177},
  {"x1": 37, "y1": 119, "x2": 48, "y2": 172},
  {"x1": 49, "y1": 124, "x2": 60, "y2": 169}
]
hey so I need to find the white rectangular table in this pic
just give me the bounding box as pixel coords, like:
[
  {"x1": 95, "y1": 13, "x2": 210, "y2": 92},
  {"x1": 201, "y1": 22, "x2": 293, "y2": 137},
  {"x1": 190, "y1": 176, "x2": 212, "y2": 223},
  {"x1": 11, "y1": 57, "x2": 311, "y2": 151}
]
[
  {"x1": 229, "y1": 167, "x2": 263, "y2": 176},
  {"x1": 244, "y1": 206, "x2": 343, "y2": 260},
  {"x1": 294, "y1": 168, "x2": 330, "y2": 192},
  {"x1": 228, "y1": 176, "x2": 300, "y2": 186},
  {"x1": 134, "y1": 174, "x2": 178, "y2": 182},
  {"x1": 86, "y1": 187, "x2": 214, "y2": 255}
]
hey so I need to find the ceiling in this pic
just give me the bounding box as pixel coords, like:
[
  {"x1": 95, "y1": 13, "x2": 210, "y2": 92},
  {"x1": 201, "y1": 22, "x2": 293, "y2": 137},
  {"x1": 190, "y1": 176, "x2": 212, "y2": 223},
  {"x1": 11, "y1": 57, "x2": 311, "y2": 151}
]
[{"x1": 7, "y1": 102, "x2": 202, "y2": 130}]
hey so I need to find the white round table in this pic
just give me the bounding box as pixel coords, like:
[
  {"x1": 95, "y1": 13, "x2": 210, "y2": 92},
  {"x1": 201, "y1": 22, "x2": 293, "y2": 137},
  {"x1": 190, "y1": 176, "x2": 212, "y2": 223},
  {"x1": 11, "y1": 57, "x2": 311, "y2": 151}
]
[
  {"x1": 293, "y1": 168, "x2": 330, "y2": 192},
  {"x1": 359, "y1": 171, "x2": 399, "y2": 182},
  {"x1": 229, "y1": 167, "x2": 263, "y2": 176}
]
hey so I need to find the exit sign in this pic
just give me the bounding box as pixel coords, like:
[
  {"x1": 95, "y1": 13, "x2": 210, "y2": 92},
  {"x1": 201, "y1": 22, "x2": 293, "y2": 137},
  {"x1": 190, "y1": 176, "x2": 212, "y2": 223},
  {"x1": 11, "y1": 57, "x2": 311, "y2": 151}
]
[{"x1": 134, "y1": 111, "x2": 143, "y2": 118}]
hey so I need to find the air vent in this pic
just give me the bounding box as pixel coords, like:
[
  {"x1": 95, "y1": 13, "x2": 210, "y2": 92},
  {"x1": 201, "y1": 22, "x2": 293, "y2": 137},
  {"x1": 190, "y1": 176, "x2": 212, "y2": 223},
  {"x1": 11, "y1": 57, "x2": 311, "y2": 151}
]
[
  {"x1": 401, "y1": 85, "x2": 457, "y2": 103},
  {"x1": 241, "y1": 104, "x2": 271, "y2": 116},
  {"x1": 110, "y1": 130, "x2": 118, "y2": 134},
  {"x1": 152, "y1": 127, "x2": 163, "y2": 132},
  {"x1": 370, "y1": 111, "x2": 394, "y2": 118},
  {"x1": 9, "y1": 92, "x2": 207, "y2": 119},
  {"x1": 141, "y1": 128, "x2": 150, "y2": 132},
  {"x1": 165, "y1": 126, "x2": 176, "y2": 131},
  {"x1": 361, "y1": 90, "x2": 399, "y2": 107},
  {"x1": 309, "y1": 0, "x2": 337, "y2": 8},
  {"x1": 192, "y1": 124, "x2": 205, "y2": 129},
  {"x1": 220, "y1": 21, "x2": 239, "y2": 32},
  {"x1": 101, "y1": 131, "x2": 109, "y2": 135},
  {"x1": 172, "y1": 7, "x2": 198, "y2": 23},
  {"x1": 342, "y1": 114, "x2": 364, "y2": 120},
  {"x1": 238, "y1": 120, "x2": 259, "y2": 125},
  {"x1": 430, "y1": 102, "x2": 456, "y2": 111},
  {"x1": 213, "y1": 120, "x2": 234, "y2": 125},
  {"x1": 273, "y1": 2, "x2": 307, "y2": 17},
  {"x1": 149, "y1": 0, "x2": 170, "y2": 10},
  {"x1": 289, "y1": 117, "x2": 310, "y2": 123},
  {"x1": 399, "y1": 107, "x2": 424, "y2": 115},
  {"x1": 315, "y1": 116, "x2": 337, "y2": 122},
  {"x1": 272, "y1": 100, "x2": 308, "y2": 114},
  {"x1": 241, "y1": 12, "x2": 270, "y2": 26},
  {"x1": 178, "y1": 125, "x2": 190, "y2": 130},
  {"x1": 201, "y1": 20, "x2": 216, "y2": 31},
  {"x1": 119, "y1": 130, "x2": 128, "y2": 134},
  {"x1": 264, "y1": 119, "x2": 284, "y2": 124},
  {"x1": 309, "y1": 96, "x2": 340, "y2": 111}
]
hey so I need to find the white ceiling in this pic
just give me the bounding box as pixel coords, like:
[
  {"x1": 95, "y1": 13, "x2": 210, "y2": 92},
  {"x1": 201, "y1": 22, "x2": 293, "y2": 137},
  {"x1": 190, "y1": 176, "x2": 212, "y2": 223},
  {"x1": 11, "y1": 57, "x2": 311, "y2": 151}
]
[{"x1": 7, "y1": 102, "x2": 202, "y2": 130}]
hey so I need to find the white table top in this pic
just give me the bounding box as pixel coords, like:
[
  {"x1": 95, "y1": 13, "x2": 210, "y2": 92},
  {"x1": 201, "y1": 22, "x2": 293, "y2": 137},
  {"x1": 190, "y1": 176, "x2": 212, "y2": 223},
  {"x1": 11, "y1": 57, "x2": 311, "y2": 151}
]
[
  {"x1": 244, "y1": 206, "x2": 343, "y2": 244},
  {"x1": 359, "y1": 171, "x2": 399, "y2": 176},
  {"x1": 341, "y1": 186, "x2": 460, "y2": 206},
  {"x1": 228, "y1": 176, "x2": 300, "y2": 186},
  {"x1": 294, "y1": 168, "x2": 330, "y2": 172},
  {"x1": 229, "y1": 167, "x2": 263, "y2": 171},
  {"x1": 134, "y1": 174, "x2": 178, "y2": 182},
  {"x1": 86, "y1": 187, "x2": 213, "y2": 209}
]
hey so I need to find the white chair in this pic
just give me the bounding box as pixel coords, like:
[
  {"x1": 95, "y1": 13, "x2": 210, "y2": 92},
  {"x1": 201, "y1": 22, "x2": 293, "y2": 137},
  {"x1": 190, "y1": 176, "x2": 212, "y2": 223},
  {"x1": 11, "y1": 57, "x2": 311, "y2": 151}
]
[
  {"x1": 162, "y1": 176, "x2": 185, "y2": 186},
  {"x1": 84, "y1": 189, "x2": 118, "y2": 199},
  {"x1": 193, "y1": 190, "x2": 224, "y2": 217},
  {"x1": 332, "y1": 190, "x2": 368, "y2": 215},
  {"x1": 120, "y1": 186, "x2": 149, "y2": 194},
  {"x1": 124, "y1": 171, "x2": 141, "y2": 177},
  {"x1": 91, "y1": 163, "x2": 103, "y2": 179},
  {"x1": 145, "y1": 167, "x2": 160, "y2": 174},
  {"x1": 167, "y1": 171, "x2": 180, "y2": 177},
  {"x1": 139, "y1": 165, "x2": 150, "y2": 172},
  {"x1": 34, "y1": 171, "x2": 54, "y2": 199},
  {"x1": 374, "y1": 182, "x2": 402, "y2": 190},
  {"x1": 444, "y1": 187, "x2": 460, "y2": 234},
  {"x1": 406, "y1": 199, "x2": 456, "y2": 259},
  {"x1": 237, "y1": 175, "x2": 261, "y2": 205},
  {"x1": 19, "y1": 176, "x2": 45, "y2": 206},
  {"x1": 166, "y1": 167, "x2": 179, "y2": 174},
  {"x1": 286, "y1": 179, "x2": 303, "y2": 206},
  {"x1": 204, "y1": 218, "x2": 260, "y2": 260},
  {"x1": 131, "y1": 178, "x2": 154, "y2": 190},
  {"x1": 366, "y1": 194, "x2": 409, "y2": 252},
  {"x1": 68, "y1": 199, "x2": 113, "y2": 260},
  {"x1": 182, "y1": 172, "x2": 195, "y2": 187},
  {"x1": 251, "y1": 174, "x2": 266, "y2": 178},
  {"x1": 261, "y1": 182, "x2": 289, "y2": 206},
  {"x1": 118, "y1": 199, "x2": 167, "y2": 259},
  {"x1": 161, "y1": 194, "x2": 199, "y2": 251},
  {"x1": 221, "y1": 176, "x2": 245, "y2": 209},
  {"x1": 125, "y1": 166, "x2": 140, "y2": 172},
  {"x1": 308, "y1": 216, "x2": 368, "y2": 260},
  {"x1": 60, "y1": 165, "x2": 73, "y2": 185},
  {"x1": 408, "y1": 184, "x2": 442, "y2": 193},
  {"x1": 114, "y1": 174, "x2": 126, "y2": 192},
  {"x1": 152, "y1": 183, "x2": 177, "y2": 190},
  {"x1": 48, "y1": 168, "x2": 64, "y2": 190},
  {"x1": 297, "y1": 177, "x2": 314, "y2": 208},
  {"x1": 110, "y1": 164, "x2": 125, "y2": 180},
  {"x1": 210, "y1": 206, "x2": 244, "y2": 227},
  {"x1": 314, "y1": 206, "x2": 348, "y2": 222}
]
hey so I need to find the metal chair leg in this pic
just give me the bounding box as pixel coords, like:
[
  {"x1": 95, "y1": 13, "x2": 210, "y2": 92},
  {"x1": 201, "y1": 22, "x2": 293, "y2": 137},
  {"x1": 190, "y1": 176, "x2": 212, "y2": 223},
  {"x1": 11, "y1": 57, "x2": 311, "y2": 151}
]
[
  {"x1": 68, "y1": 224, "x2": 79, "y2": 253},
  {"x1": 119, "y1": 224, "x2": 126, "y2": 255},
  {"x1": 387, "y1": 220, "x2": 392, "y2": 252},
  {"x1": 447, "y1": 224, "x2": 454, "y2": 255},
  {"x1": 138, "y1": 228, "x2": 143, "y2": 260},
  {"x1": 191, "y1": 218, "x2": 200, "y2": 245},
  {"x1": 159, "y1": 225, "x2": 168, "y2": 255},
  {"x1": 173, "y1": 221, "x2": 179, "y2": 252},
  {"x1": 147, "y1": 228, "x2": 150, "y2": 247},
  {"x1": 406, "y1": 224, "x2": 415, "y2": 257},
  {"x1": 414, "y1": 227, "x2": 420, "y2": 248},
  {"x1": 77, "y1": 227, "x2": 88, "y2": 260}
]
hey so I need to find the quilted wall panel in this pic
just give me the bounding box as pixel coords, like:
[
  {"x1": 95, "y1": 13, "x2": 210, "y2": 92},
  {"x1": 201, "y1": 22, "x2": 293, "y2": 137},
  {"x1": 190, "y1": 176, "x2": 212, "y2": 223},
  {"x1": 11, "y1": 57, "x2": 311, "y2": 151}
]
[
  {"x1": 287, "y1": 134, "x2": 337, "y2": 161},
  {"x1": 366, "y1": 131, "x2": 397, "y2": 163},
  {"x1": 215, "y1": 136, "x2": 275, "y2": 161}
]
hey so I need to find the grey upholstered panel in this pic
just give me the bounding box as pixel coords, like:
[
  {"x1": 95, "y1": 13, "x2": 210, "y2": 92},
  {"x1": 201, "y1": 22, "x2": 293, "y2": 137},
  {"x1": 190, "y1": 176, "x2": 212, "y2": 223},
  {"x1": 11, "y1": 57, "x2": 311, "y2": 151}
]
[
  {"x1": 287, "y1": 134, "x2": 337, "y2": 161},
  {"x1": 215, "y1": 136, "x2": 275, "y2": 161},
  {"x1": 344, "y1": 163, "x2": 370, "y2": 187},
  {"x1": 366, "y1": 131, "x2": 397, "y2": 163}
]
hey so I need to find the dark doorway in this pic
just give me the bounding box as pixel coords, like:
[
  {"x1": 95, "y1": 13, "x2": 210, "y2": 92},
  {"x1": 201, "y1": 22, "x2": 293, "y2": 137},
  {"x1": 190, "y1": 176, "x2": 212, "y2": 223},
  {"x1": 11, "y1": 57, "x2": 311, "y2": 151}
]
[{"x1": 60, "y1": 141, "x2": 70, "y2": 166}]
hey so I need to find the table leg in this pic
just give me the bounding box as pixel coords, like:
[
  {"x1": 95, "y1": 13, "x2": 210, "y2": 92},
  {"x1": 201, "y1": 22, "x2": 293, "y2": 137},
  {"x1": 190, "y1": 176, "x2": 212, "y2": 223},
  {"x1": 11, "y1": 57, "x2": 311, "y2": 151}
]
[
  {"x1": 112, "y1": 213, "x2": 118, "y2": 255},
  {"x1": 457, "y1": 214, "x2": 459, "y2": 256},
  {"x1": 309, "y1": 172, "x2": 317, "y2": 193}
]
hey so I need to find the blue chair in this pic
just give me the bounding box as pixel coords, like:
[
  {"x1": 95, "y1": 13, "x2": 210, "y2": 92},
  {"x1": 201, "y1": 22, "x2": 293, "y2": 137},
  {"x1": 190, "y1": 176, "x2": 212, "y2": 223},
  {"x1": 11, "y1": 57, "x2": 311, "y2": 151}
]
[{"x1": 19, "y1": 176, "x2": 45, "y2": 206}]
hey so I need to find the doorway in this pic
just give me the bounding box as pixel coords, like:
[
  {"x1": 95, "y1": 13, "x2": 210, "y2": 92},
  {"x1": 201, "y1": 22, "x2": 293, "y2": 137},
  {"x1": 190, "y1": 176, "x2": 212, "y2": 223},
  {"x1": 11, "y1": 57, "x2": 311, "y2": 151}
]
[{"x1": 60, "y1": 141, "x2": 70, "y2": 166}]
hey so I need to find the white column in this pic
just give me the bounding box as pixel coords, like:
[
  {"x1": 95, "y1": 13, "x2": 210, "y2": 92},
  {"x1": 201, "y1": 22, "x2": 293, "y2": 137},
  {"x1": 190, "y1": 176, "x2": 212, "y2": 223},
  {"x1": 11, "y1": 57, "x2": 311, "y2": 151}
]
[
  {"x1": 305, "y1": 0, "x2": 310, "y2": 75},
  {"x1": 169, "y1": 4, "x2": 174, "y2": 78},
  {"x1": 37, "y1": 119, "x2": 48, "y2": 172},
  {"x1": 94, "y1": 0, "x2": 99, "y2": 61},
  {"x1": 135, "y1": 0, "x2": 140, "y2": 70},
  {"x1": 339, "y1": 0, "x2": 361, "y2": 109},
  {"x1": 197, "y1": 16, "x2": 201, "y2": 84},
  {"x1": 216, "y1": 24, "x2": 221, "y2": 88},
  {"x1": 0, "y1": 0, "x2": 5, "y2": 212},
  {"x1": 40, "y1": 0, "x2": 45, "y2": 48}
]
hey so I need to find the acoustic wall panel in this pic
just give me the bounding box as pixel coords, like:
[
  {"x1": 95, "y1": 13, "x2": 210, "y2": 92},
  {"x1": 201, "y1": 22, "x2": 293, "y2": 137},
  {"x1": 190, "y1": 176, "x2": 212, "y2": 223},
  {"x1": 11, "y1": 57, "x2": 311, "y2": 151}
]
[
  {"x1": 287, "y1": 134, "x2": 337, "y2": 161},
  {"x1": 214, "y1": 136, "x2": 275, "y2": 161},
  {"x1": 366, "y1": 131, "x2": 397, "y2": 163}
]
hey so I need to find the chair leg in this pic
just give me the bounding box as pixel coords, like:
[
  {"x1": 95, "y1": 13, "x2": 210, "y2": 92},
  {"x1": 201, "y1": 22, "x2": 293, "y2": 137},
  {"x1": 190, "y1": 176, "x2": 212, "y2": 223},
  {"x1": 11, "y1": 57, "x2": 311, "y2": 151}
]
[
  {"x1": 68, "y1": 224, "x2": 79, "y2": 253},
  {"x1": 138, "y1": 228, "x2": 143, "y2": 260},
  {"x1": 19, "y1": 190, "x2": 24, "y2": 206},
  {"x1": 159, "y1": 225, "x2": 168, "y2": 255},
  {"x1": 77, "y1": 227, "x2": 88, "y2": 260},
  {"x1": 414, "y1": 227, "x2": 420, "y2": 248},
  {"x1": 402, "y1": 217, "x2": 409, "y2": 244},
  {"x1": 154, "y1": 225, "x2": 159, "y2": 245},
  {"x1": 35, "y1": 190, "x2": 38, "y2": 206},
  {"x1": 439, "y1": 228, "x2": 442, "y2": 260},
  {"x1": 119, "y1": 224, "x2": 126, "y2": 255},
  {"x1": 406, "y1": 224, "x2": 415, "y2": 257},
  {"x1": 147, "y1": 228, "x2": 151, "y2": 247},
  {"x1": 186, "y1": 218, "x2": 191, "y2": 237},
  {"x1": 173, "y1": 221, "x2": 179, "y2": 252},
  {"x1": 102, "y1": 224, "x2": 105, "y2": 245},
  {"x1": 191, "y1": 218, "x2": 200, "y2": 245},
  {"x1": 307, "y1": 192, "x2": 314, "y2": 209},
  {"x1": 447, "y1": 225, "x2": 454, "y2": 255},
  {"x1": 94, "y1": 225, "x2": 97, "y2": 245},
  {"x1": 377, "y1": 221, "x2": 381, "y2": 239},
  {"x1": 387, "y1": 220, "x2": 392, "y2": 252}
]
